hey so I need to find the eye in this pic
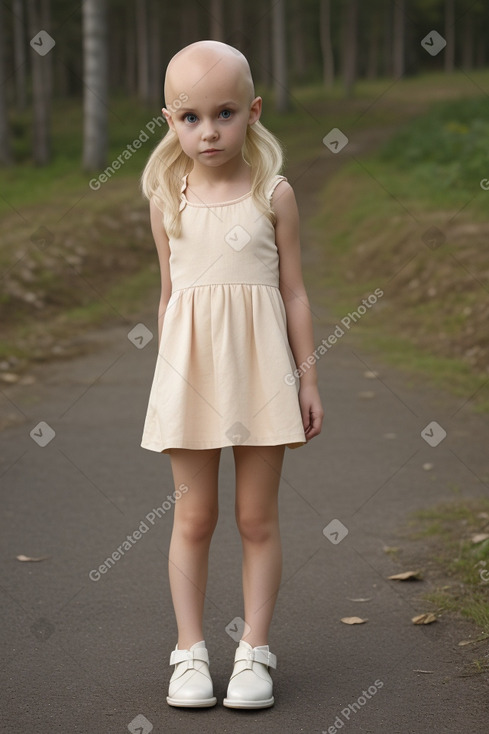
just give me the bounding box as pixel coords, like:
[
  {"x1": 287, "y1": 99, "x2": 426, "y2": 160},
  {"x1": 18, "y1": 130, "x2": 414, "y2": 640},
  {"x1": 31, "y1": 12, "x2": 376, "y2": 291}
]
[
  {"x1": 219, "y1": 109, "x2": 232, "y2": 119},
  {"x1": 183, "y1": 113, "x2": 198, "y2": 124}
]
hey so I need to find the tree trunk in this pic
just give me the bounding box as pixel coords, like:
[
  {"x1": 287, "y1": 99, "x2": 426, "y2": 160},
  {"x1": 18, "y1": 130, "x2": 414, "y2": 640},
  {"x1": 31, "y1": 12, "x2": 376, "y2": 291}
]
[
  {"x1": 444, "y1": 0, "x2": 455, "y2": 72},
  {"x1": 136, "y1": 0, "x2": 150, "y2": 103},
  {"x1": 12, "y1": 0, "x2": 27, "y2": 110},
  {"x1": 209, "y1": 0, "x2": 224, "y2": 41},
  {"x1": 320, "y1": 0, "x2": 334, "y2": 87},
  {"x1": 291, "y1": 0, "x2": 307, "y2": 80},
  {"x1": 27, "y1": 0, "x2": 51, "y2": 165},
  {"x1": 0, "y1": 0, "x2": 12, "y2": 163},
  {"x1": 271, "y1": 0, "x2": 288, "y2": 112},
  {"x1": 366, "y1": 2, "x2": 380, "y2": 79},
  {"x1": 257, "y1": 11, "x2": 272, "y2": 88},
  {"x1": 392, "y1": 0, "x2": 405, "y2": 78},
  {"x1": 149, "y1": 0, "x2": 162, "y2": 104},
  {"x1": 342, "y1": 0, "x2": 357, "y2": 97},
  {"x1": 383, "y1": 0, "x2": 392, "y2": 76},
  {"x1": 125, "y1": 1, "x2": 137, "y2": 96},
  {"x1": 229, "y1": 0, "x2": 246, "y2": 51},
  {"x1": 180, "y1": 0, "x2": 199, "y2": 48},
  {"x1": 82, "y1": 0, "x2": 108, "y2": 170}
]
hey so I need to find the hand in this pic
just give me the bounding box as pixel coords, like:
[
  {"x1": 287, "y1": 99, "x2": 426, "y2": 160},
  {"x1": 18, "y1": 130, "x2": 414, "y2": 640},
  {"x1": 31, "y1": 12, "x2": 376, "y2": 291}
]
[{"x1": 298, "y1": 384, "x2": 324, "y2": 441}]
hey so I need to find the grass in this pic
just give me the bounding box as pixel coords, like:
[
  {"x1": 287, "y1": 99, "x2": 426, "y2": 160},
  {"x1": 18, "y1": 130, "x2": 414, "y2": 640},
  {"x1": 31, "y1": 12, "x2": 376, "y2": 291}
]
[{"x1": 406, "y1": 499, "x2": 489, "y2": 636}]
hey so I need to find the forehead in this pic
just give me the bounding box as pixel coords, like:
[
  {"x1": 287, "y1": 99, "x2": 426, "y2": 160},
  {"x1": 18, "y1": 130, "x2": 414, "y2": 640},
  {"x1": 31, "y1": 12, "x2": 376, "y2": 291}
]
[{"x1": 165, "y1": 53, "x2": 252, "y2": 108}]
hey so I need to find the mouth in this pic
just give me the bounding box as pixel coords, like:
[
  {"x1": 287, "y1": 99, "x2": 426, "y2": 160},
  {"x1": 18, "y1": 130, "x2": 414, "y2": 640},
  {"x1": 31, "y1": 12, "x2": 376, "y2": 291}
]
[{"x1": 201, "y1": 149, "x2": 222, "y2": 154}]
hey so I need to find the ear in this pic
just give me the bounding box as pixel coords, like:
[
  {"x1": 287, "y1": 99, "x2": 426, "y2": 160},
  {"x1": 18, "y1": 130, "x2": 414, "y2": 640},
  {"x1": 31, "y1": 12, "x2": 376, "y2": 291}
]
[
  {"x1": 162, "y1": 108, "x2": 175, "y2": 131},
  {"x1": 248, "y1": 96, "x2": 262, "y2": 126}
]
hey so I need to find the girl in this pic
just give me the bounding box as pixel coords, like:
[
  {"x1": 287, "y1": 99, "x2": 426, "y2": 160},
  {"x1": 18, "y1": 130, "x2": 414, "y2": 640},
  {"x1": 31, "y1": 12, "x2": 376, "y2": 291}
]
[{"x1": 140, "y1": 40, "x2": 323, "y2": 709}]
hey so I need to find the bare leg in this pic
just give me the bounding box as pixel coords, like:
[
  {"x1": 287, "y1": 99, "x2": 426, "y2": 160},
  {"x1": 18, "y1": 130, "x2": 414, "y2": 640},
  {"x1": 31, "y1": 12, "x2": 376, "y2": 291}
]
[
  {"x1": 168, "y1": 448, "x2": 221, "y2": 650},
  {"x1": 233, "y1": 444, "x2": 285, "y2": 648}
]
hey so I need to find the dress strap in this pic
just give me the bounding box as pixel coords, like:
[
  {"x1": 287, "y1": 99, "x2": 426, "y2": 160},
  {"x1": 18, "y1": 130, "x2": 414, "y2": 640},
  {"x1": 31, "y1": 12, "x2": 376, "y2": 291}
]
[
  {"x1": 267, "y1": 174, "x2": 287, "y2": 200},
  {"x1": 268, "y1": 176, "x2": 287, "y2": 201}
]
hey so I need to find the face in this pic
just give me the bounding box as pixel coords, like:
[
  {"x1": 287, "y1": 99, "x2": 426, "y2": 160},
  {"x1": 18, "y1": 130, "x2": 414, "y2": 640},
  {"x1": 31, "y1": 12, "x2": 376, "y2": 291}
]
[{"x1": 162, "y1": 57, "x2": 262, "y2": 168}]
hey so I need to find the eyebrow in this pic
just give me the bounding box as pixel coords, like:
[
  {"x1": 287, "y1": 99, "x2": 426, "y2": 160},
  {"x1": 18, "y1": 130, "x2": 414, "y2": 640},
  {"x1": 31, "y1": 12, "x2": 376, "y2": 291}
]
[{"x1": 178, "y1": 101, "x2": 239, "y2": 112}]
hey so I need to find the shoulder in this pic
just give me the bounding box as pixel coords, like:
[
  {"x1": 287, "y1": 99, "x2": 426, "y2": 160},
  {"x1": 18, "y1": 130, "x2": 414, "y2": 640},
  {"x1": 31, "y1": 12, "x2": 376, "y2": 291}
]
[{"x1": 270, "y1": 179, "x2": 298, "y2": 221}]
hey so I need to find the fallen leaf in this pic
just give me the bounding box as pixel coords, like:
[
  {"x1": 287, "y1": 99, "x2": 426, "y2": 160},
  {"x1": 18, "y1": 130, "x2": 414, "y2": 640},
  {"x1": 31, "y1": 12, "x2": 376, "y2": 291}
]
[
  {"x1": 16, "y1": 554, "x2": 50, "y2": 562},
  {"x1": 341, "y1": 616, "x2": 367, "y2": 624},
  {"x1": 458, "y1": 634, "x2": 488, "y2": 646},
  {"x1": 346, "y1": 597, "x2": 372, "y2": 602},
  {"x1": 383, "y1": 545, "x2": 399, "y2": 554},
  {"x1": 412, "y1": 613, "x2": 437, "y2": 625},
  {"x1": 422, "y1": 463, "x2": 434, "y2": 471},
  {"x1": 364, "y1": 370, "x2": 379, "y2": 379},
  {"x1": 388, "y1": 570, "x2": 422, "y2": 581},
  {"x1": 0, "y1": 372, "x2": 20, "y2": 383},
  {"x1": 471, "y1": 533, "x2": 489, "y2": 544},
  {"x1": 413, "y1": 669, "x2": 434, "y2": 674}
]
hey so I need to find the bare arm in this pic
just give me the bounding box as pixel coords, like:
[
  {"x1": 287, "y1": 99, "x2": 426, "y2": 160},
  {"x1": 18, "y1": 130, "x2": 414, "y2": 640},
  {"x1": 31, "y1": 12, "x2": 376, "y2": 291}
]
[
  {"x1": 149, "y1": 197, "x2": 172, "y2": 346},
  {"x1": 273, "y1": 181, "x2": 324, "y2": 440}
]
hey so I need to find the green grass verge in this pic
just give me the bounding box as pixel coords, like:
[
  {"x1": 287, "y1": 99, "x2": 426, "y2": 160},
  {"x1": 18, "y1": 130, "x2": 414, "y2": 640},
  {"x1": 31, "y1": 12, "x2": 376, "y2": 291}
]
[
  {"x1": 407, "y1": 499, "x2": 489, "y2": 636},
  {"x1": 310, "y1": 86, "x2": 489, "y2": 411}
]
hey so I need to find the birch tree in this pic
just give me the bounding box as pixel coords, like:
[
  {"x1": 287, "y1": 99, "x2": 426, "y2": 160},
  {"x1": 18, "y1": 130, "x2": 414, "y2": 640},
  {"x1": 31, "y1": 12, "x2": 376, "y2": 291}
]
[{"x1": 82, "y1": 0, "x2": 108, "y2": 170}]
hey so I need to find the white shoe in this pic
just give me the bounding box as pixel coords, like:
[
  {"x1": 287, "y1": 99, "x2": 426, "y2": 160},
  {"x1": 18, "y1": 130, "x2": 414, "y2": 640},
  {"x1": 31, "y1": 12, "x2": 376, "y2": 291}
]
[
  {"x1": 223, "y1": 639, "x2": 277, "y2": 709},
  {"x1": 166, "y1": 640, "x2": 217, "y2": 707}
]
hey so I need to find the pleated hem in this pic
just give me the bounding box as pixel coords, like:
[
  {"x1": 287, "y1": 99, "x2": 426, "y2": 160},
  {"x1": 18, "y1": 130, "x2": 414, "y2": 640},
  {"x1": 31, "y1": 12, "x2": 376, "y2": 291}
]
[{"x1": 141, "y1": 435, "x2": 307, "y2": 454}]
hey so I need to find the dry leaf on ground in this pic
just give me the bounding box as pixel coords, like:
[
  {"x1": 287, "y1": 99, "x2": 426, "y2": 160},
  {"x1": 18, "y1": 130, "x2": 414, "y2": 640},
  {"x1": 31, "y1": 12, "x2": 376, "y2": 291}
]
[
  {"x1": 412, "y1": 613, "x2": 437, "y2": 625},
  {"x1": 388, "y1": 570, "x2": 423, "y2": 581},
  {"x1": 471, "y1": 533, "x2": 489, "y2": 544},
  {"x1": 341, "y1": 616, "x2": 368, "y2": 625},
  {"x1": 346, "y1": 597, "x2": 372, "y2": 602},
  {"x1": 16, "y1": 554, "x2": 50, "y2": 562}
]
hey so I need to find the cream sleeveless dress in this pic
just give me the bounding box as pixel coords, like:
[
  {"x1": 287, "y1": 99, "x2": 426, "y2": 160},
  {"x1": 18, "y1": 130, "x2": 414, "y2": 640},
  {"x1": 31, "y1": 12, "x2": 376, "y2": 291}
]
[{"x1": 140, "y1": 174, "x2": 307, "y2": 454}]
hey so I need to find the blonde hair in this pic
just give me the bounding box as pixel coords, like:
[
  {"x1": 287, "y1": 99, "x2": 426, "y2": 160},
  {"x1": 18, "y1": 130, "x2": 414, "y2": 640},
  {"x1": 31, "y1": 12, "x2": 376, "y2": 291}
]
[{"x1": 140, "y1": 119, "x2": 284, "y2": 239}]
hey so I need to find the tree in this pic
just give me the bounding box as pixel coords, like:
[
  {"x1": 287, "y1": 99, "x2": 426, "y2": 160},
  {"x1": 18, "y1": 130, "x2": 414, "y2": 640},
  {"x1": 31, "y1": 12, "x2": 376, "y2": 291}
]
[
  {"x1": 27, "y1": 0, "x2": 52, "y2": 165},
  {"x1": 136, "y1": 0, "x2": 150, "y2": 104},
  {"x1": 209, "y1": 0, "x2": 224, "y2": 40},
  {"x1": 12, "y1": 0, "x2": 27, "y2": 111},
  {"x1": 271, "y1": 0, "x2": 288, "y2": 112},
  {"x1": 82, "y1": 0, "x2": 108, "y2": 170},
  {"x1": 342, "y1": 0, "x2": 358, "y2": 97},
  {"x1": 319, "y1": 0, "x2": 335, "y2": 87},
  {"x1": 0, "y1": 0, "x2": 12, "y2": 164},
  {"x1": 444, "y1": 0, "x2": 455, "y2": 72},
  {"x1": 392, "y1": 0, "x2": 405, "y2": 77}
]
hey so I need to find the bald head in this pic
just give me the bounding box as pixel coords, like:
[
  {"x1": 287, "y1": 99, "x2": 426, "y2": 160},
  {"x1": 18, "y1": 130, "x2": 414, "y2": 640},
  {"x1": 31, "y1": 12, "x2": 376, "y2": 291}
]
[{"x1": 164, "y1": 40, "x2": 255, "y2": 110}]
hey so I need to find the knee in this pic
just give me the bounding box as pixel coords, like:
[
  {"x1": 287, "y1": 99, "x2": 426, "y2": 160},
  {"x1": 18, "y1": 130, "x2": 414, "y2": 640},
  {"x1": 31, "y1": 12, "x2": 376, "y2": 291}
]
[
  {"x1": 236, "y1": 510, "x2": 278, "y2": 544},
  {"x1": 177, "y1": 508, "x2": 218, "y2": 544}
]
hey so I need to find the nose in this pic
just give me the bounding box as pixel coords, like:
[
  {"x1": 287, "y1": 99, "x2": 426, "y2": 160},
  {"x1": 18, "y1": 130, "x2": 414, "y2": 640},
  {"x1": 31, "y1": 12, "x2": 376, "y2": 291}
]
[{"x1": 201, "y1": 119, "x2": 218, "y2": 141}]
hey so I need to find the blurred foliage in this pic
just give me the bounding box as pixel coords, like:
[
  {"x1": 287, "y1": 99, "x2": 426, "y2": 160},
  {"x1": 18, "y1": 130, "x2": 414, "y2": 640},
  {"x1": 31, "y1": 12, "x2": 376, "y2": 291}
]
[{"x1": 380, "y1": 96, "x2": 489, "y2": 189}]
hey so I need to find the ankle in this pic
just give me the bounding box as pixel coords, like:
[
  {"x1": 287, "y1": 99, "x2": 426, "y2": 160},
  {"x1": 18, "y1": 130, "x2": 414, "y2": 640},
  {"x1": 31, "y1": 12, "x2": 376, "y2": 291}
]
[
  {"x1": 177, "y1": 637, "x2": 205, "y2": 650},
  {"x1": 240, "y1": 637, "x2": 268, "y2": 648}
]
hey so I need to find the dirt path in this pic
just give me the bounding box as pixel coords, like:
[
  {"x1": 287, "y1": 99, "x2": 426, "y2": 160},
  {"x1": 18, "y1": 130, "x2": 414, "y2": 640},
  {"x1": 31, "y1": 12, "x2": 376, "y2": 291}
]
[{"x1": 1, "y1": 124, "x2": 488, "y2": 733}]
